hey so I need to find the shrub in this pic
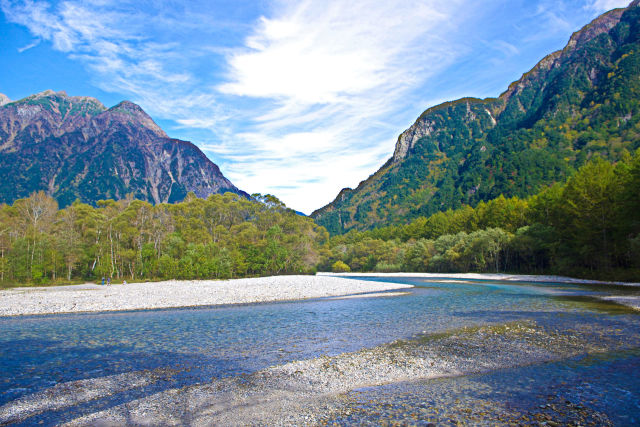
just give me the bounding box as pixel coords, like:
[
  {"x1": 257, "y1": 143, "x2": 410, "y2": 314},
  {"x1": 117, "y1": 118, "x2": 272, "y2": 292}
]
[
  {"x1": 332, "y1": 260, "x2": 351, "y2": 273},
  {"x1": 374, "y1": 262, "x2": 402, "y2": 272}
]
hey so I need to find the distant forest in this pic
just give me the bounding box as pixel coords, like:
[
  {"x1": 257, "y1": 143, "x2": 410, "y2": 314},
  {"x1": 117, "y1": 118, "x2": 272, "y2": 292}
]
[
  {"x1": 0, "y1": 151, "x2": 638, "y2": 286},
  {"x1": 321, "y1": 150, "x2": 640, "y2": 282},
  {"x1": 0, "y1": 192, "x2": 327, "y2": 285}
]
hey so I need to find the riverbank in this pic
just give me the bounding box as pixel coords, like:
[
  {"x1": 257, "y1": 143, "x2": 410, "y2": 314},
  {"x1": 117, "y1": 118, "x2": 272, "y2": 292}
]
[
  {"x1": 317, "y1": 272, "x2": 640, "y2": 286},
  {"x1": 0, "y1": 276, "x2": 412, "y2": 316},
  {"x1": 1, "y1": 274, "x2": 638, "y2": 425},
  {"x1": 56, "y1": 319, "x2": 630, "y2": 426}
]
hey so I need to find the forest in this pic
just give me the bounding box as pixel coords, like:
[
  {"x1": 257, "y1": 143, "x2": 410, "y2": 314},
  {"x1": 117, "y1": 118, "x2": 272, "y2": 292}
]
[
  {"x1": 319, "y1": 150, "x2": 640, "y2": 281},
  {"x1": 0, "y1": 150, "x2": 638, "y2": 286},
  {"x1": 0, "y1": 192, "x2": 327, "y2": 285}
]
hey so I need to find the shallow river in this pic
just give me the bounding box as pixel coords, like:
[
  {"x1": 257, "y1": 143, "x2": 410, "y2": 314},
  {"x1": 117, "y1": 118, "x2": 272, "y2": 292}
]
[{"x1": 1, "y1": 276, "x2": 639, "y2": 425}]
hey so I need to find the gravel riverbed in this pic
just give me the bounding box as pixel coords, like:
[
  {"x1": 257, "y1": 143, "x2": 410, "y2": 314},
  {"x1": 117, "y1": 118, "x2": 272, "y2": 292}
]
[
  {"x1": 0, "y1": 276, "x2": 412, "y2": 316},
  {"x1": 56, "y1": 320, "x2": 621, "y2": 426},
  {"x1": 2, "y1": 274, "x2": 638, "y2": 425}
]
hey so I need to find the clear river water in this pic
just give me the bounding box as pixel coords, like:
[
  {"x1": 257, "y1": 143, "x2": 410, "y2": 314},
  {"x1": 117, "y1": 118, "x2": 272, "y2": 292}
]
[{"x1": 1, "y1": 276, "x2": 639, "y2": 425}]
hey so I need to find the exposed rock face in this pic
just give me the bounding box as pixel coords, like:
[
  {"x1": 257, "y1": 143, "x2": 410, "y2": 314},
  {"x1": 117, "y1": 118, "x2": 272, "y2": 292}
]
[
  {"x1": 313, "y1": 1, "x2": 640, "y2": 233},
  {"x1": 391, "y1": 7, "x2": 627, "y2": 166},
  {"x1": 0, "y1": 90, "x2": 247, "y2": 206},
  {"x1": 391, "y1": 99, "x2": 491, "y2": 164},
  {"x1": 0, "y1": 93, "x2": 10, "y2": 107}
]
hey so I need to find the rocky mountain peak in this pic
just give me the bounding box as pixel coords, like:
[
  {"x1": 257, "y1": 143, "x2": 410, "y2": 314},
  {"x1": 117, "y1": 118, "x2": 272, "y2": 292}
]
[
  {"x1": 565, "y1": 6, "x2": 626, "y2": 51},
  {"x1": 110, "y1": 100, "x2": 145, "y2": 114},
  {"x1": 26, "y1": 89, "x2": 71, "y2": 101},
  {"x1": 105, "y1": 101, "x2": 167, "y2": 137},
  {"x1": 0, "y1": 90, "x2": 247, "y2": 206},
  {"x1": 0, "y1": 90, "x2": 107, "y2": 149},
  {"x1": 0, "y1": 93, "x2": 9, "y2": 106},
  {"x1": 34, "y1": 89, "x2": 57, "y2": 97},
  {"x1": 11, "y1": 90, "x2": 106, "y2": 113}
]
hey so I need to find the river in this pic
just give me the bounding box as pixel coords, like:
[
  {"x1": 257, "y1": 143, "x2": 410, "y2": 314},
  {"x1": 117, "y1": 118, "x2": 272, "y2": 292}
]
[{"x1": 1, "y1": 276, "x2": 639, "y2": 425}]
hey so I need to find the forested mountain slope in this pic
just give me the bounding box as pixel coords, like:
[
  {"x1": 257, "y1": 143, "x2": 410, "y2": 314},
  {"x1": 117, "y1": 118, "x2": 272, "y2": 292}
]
[
  {"x1": 313, "y1": 1, "x2": 640, "y2": 233},
  {"x1": 0, "y1": 90, "x2": 247, "y2": 207}
]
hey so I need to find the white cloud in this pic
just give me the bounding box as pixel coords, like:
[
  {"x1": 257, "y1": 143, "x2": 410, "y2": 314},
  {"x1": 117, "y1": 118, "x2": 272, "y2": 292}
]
[
  {"x1": 213, "y1": 0, "x2": 468, "y2": 212},
  {"x1": 220, "y1": 136, "x2": 393, "y2": 214},
  {"x1": 0, "y1": 0, "x2": 490, "y2": 213},
  {"x1": 17, "y1": 39, "x2": 39, "y2": 52},
  {"x1": 220, "y1": 0, "x2": 459, "y2": 106}
]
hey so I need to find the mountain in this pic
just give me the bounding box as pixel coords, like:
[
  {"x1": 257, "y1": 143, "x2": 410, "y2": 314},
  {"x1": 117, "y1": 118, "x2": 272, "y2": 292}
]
[
  {"x1": 0, "y1": 90, "x2": 247, "y2": 207},
  {"x1": 312, "y1": 1, "x2": 640, "y2": 234}
]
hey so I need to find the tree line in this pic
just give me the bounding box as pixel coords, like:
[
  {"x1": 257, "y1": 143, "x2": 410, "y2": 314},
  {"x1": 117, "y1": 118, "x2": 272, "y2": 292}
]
[
  {"x1": 0, "y1": 151, "x2": 638, "y2": 286},
  {"x1": 319, "y1": 150, "x2": 640, "y2": 281},
  {"x1": 0, "y1": 192, "x2": 327, "y2": 285}
]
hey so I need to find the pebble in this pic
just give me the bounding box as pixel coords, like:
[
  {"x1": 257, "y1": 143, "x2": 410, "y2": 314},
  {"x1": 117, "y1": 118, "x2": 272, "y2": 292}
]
[{"x1": 0, "y1": 276, "x2": 412, "y2": 316}]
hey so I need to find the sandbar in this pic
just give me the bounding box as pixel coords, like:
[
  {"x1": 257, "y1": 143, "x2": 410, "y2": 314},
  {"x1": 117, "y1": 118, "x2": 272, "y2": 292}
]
[{"x1": 0, "y1": 275, "x2": 412, "y2": 317}]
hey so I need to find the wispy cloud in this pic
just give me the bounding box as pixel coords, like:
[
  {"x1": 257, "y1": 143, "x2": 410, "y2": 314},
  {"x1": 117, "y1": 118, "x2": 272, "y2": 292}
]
[
  {"x1": 523, "y1": 2, "x2": 574, "y2": 42},
  {"x1": 0, "y1": 0, "x2": 221, "y2": 120},
  {"x1": 1, "y1": 0, "x2": 470, "y2": 213},
  {"x1": 2, "y1": 0, "x2": 618, "y2": 213},
  {"x1": 17, "y1": 39, "x2": 39, "y2": 52},
  {"x1": 491, "y1": 40, "x2": 520, "y2": 56}
]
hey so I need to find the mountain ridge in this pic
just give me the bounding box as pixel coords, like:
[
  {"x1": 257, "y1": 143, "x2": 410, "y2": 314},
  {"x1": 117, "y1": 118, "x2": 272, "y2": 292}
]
[
  {"x1": 0, "y1": 90, "x2": 247, "y2": 206},
  {"x1": 312, "y1": 0, "x2": 640, "y2": 233}
]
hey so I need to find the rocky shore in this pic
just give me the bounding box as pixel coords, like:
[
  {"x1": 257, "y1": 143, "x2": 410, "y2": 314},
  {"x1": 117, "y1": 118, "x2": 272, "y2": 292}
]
[
  {"x1": 36, "y1": 320, "x2": 624, "y2": 426},
  {"x1": 0, "y1": 275, "x2": 412, "y2": 316},
  {"x1": 1, "y1": 275, "x2": 637, "y2": 425}
]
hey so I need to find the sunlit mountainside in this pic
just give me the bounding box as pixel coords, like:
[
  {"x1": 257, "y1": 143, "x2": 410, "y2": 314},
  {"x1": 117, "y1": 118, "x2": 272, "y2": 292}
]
[{"x1": 313, "y1": 1, "x2": 640, "y2": 234}]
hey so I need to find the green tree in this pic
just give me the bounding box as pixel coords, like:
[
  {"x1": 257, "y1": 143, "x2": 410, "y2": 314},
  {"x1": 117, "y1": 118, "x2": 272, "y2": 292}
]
[
  {"x1": 332, "y1": 260, "x2": 351, "y2": 272},
  {"x1": 560, "y1": 157, "x2": 619, "y2": 270}
]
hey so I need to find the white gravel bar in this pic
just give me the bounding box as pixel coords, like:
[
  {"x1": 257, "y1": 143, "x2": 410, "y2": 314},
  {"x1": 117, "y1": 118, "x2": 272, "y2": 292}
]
[{"x1": 0, "y1": 275, "x2": 412, "y2": 316}]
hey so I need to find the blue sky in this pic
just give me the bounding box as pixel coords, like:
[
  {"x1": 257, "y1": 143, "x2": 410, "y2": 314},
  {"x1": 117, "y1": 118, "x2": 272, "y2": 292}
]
[{"x1": 0, "y1": 0, "x2": 631, "y2": 213}]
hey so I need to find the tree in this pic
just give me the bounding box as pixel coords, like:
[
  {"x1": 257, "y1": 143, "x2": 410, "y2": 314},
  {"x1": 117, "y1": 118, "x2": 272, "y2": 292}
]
[
  {"x1": 480, "y1": 228, "x2": 511, "y2": 272},
  {"x1": 402, "y1": 240, "x2": 435, "y2": 271},
  {"x1": 561, "y1": 157, "x2": 619, "y2": 270},
  {"x1": 0, "y1": 204, "x2": 14, "y2": 282},
  {"x1": 332, "y1": 260, "x2": 351, "y2": 273},
  {"x1": 14, "y1": 191, "x2": 58, "y2": 278},
  {"x1": 56, "y1": 206, "x2": 83, "y2": 280},
  {"x1": 264, "y1": 225, "x2": 288, "y2": 274}
]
